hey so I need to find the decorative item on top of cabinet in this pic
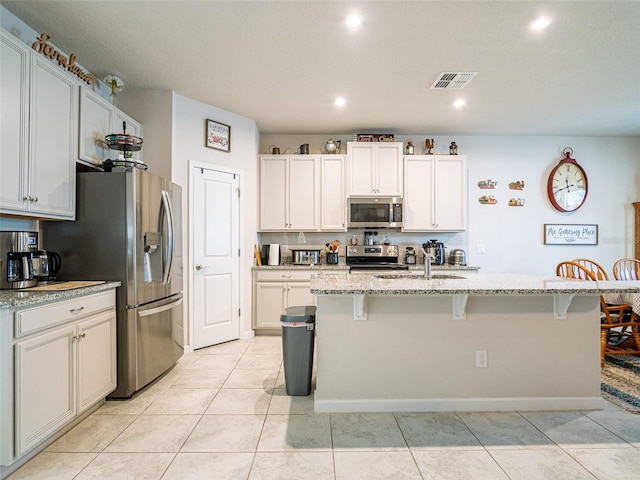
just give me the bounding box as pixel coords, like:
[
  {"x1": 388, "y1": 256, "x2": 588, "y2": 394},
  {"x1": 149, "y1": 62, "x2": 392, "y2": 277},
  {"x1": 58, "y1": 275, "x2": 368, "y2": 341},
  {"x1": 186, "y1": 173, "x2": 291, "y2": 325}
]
[
  {"x1": 405, "y1": 142, "x2": 415, "y2": 155},
  {"x1": 449, "y1": 141, "x2": 458, "y2": 155},
  {"x1": 103, "y1": 74, "x2": 124, "y2": 106},
  {"x1": 347, "y1": 141, "x2": 403, "y2": 196},
  {"x1": 0, "y1": 29, "x2": 77, "y2": 220},
  {"x1": 424, "y1": 138, "x2": 434, "y2": 154},
  {"x1": 402, "y1": 155, "x2": 467, "y2": 231},
  {"x1": 324, "y1": 139, "x2": 341, "y2": 154}
]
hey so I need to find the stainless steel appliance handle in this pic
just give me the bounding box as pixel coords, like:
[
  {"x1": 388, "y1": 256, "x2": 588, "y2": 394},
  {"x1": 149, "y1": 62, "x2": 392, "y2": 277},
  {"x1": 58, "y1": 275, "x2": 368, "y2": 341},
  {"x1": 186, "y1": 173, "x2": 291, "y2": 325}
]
[
  {"x1": 160, "y1": 189, "x2": 175, "y2": 285},
  {"x1": 138, "y1": 297, "x2": 183, "y2": 317}
]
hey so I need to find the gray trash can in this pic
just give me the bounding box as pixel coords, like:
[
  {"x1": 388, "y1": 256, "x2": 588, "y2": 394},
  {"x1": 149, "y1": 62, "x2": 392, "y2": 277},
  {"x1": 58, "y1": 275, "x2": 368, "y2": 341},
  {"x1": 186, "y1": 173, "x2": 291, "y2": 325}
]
[{"x1": 280, "y1": 305, "x2": 316, "y2": 396}]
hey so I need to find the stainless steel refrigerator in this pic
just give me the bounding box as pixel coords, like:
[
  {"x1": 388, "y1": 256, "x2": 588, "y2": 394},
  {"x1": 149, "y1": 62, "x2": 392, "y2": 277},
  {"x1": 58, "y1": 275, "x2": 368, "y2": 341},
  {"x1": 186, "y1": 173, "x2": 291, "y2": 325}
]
[{"x1": 45, "y1": 169, "x2": 183, "y2": 398}]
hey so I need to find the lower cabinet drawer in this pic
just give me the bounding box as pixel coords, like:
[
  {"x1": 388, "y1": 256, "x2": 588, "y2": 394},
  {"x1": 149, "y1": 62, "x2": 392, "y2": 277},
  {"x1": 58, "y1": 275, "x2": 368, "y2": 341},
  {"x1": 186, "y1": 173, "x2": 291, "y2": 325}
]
[{"x1": 15, "y1": 290, "x2": 115, "y2": 338}]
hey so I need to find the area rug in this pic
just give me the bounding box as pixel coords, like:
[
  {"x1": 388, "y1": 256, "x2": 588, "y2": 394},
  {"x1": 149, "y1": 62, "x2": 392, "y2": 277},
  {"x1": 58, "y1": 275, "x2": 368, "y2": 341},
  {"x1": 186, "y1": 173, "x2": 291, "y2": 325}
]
[{"x1": 601, "y1": 355, "x2": 640, "y2": 413}]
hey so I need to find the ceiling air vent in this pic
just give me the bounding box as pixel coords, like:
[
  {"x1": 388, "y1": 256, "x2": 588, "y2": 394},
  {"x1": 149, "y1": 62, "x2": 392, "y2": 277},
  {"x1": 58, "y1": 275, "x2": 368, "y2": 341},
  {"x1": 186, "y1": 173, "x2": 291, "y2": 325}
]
[{"x1": 430, "y1": 72, "x2": 478, "y2": 90}]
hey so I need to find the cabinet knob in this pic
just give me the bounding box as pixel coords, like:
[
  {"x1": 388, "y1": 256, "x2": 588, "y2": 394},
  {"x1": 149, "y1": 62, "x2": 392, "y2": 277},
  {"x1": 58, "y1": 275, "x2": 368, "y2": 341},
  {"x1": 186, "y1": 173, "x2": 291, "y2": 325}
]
[
  {"x1": 282, "y1": 275, "x2": 292, "y2": 279},
  {"x1": 70, "y1": 306, "x2": 85, "y2": 314},
  {"x1": 32, "y1": 197, "x2": 38, "y2": 202},
  {"x1": 195, "y1": 264, "x2": 205, "y2": 270}
]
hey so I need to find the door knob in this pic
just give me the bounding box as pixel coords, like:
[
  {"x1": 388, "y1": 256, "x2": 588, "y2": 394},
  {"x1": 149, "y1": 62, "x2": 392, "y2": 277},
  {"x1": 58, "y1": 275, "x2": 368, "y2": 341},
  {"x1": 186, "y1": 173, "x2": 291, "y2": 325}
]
[{"x1": 195, "y1": 264, "x2": 205, "y2": 270}]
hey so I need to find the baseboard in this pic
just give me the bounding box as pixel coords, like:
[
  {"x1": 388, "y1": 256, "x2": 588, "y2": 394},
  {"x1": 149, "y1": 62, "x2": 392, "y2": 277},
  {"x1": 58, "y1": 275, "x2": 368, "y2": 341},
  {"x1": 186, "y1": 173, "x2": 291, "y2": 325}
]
[{"x1": 313, "y1": 396, "x2": 605, "y2": 413}]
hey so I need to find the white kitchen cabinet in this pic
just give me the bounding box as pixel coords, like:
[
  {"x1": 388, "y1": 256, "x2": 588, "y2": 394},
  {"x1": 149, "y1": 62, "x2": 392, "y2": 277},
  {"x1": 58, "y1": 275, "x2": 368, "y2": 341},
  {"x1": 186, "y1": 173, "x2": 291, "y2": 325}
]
[
  {"x1": 79, "y1": 86, "x2": 143, "y2": 168},
  {"x1": 0, "y1": 29, "x2": 77, "y2": 220},
  {"x1": 0, "y1": 29, "x2": 30, "y2": 214},
  {"x1": 1, "y1": 289, "x2": 116, "y2": 466},
  {"x1": 259, "y1": 155, "x2": 320, "y2": 231},
  {"x1": 320, "y1": 155, "x2": 347, "y2": 231},
  {"x1": 347, "y1": 142, "x2": 403, "y2": 196},
  {"x1": 253, "y1": 269, "x2": 317, "y2": 330},
  {"x1": 403, "y1": 155, "x2": 467, "y2": 231}
]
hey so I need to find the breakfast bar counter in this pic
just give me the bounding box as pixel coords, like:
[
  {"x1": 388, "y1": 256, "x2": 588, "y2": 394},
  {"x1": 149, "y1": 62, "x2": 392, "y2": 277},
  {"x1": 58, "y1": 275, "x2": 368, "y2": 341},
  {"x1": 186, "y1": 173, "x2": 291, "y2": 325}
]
[{"x1": 310, "y1": 273, "x2": 639, "y2": 413}]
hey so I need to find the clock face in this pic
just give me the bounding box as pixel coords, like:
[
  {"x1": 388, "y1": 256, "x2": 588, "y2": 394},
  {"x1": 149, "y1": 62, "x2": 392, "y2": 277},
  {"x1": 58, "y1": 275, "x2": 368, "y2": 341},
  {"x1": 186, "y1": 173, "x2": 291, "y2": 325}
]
[{"x1": 548, "y1": 161, "x2": 588, "y2": 212}]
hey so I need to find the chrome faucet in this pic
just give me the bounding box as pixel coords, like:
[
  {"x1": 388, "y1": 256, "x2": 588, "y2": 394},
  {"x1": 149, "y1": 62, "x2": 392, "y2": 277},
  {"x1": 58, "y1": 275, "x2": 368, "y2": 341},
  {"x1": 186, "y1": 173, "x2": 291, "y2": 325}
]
[{"x1": 420, "y1": 248, "x2": 432, "y2": 280}]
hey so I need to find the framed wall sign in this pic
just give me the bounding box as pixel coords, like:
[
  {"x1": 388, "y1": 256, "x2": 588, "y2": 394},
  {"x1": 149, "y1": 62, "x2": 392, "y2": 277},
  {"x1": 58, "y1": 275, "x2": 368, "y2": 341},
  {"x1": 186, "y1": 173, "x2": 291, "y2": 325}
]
[
  {"x1": 544, "y1": 224, "x2": 598, "y2": 245},
  {"x1": 205, "y1": 119, "x2": 230, "y2": 152}
]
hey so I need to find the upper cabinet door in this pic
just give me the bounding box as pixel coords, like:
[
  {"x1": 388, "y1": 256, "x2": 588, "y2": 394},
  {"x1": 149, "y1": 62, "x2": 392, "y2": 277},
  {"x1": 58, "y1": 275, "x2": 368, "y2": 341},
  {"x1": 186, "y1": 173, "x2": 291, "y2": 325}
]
[
  {"x1": 259, "y1": 156, "x2": 288, "y2": 230},
  {"x1": 288, "y1": 155, "x2": 319, "y2": 231},
  {"x1": 375, "y1": 143, "x2": 403, "y2": 196},
  {"x1": 402, "y1": 155, "x2": 467, "y2": 232},
  {"x1": 28, "y1": 55, "x2": 77, "y2": 219},
  {"x1": 347, "y1": 142, "x2": 403, "y2": 196},
  {"x1": 433, "y1": 156, "x2": 466, "y2": 231},
  {"x1": 79, "y1": 86, "x2": 113, "y2": 167},
  {"x1": 347, "y1": 143, "x2": 376, "y2": 195},
  {"x1": 320, "y1": 155, "x2": 347, "y2": 231},
  {"x1": 0, "y1": 30, "x2": 30, "y2": 212}
]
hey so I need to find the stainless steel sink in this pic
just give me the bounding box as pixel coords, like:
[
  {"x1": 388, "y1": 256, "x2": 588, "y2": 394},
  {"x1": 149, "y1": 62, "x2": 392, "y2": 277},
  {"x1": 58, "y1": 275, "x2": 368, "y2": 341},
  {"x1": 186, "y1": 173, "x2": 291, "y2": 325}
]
[{"x1": 374, "y1": 274, "x2": 465, "y2": 280}]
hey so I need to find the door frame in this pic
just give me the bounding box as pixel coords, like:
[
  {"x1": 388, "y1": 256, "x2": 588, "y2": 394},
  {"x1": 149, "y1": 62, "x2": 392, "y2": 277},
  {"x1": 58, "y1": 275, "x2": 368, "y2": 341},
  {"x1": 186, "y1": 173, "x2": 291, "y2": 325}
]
[{"x1": 188, "y1": 161, "x2": 246, "y2": 352}]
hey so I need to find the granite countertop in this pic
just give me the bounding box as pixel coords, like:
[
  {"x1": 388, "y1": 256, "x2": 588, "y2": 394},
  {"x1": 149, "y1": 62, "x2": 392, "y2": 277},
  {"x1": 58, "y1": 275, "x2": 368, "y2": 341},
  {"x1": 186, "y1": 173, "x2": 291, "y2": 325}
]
[
  {"x1": 310, "y1": 273, "x2": 640, "y2": 296},
  {"x1": 254, "y1": 264, "x2": 480, "y2": 271},
  {"x1": 0, "y1": 281, "x2": 121, "y2": 309}
]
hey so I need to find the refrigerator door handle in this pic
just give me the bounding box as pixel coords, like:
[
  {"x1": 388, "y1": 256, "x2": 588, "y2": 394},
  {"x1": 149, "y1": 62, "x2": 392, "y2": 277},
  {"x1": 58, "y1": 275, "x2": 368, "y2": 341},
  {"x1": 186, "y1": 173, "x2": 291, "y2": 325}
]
[
  {"x1": 138, "y1": 296, "x2": 183, "y2": 317},
  {"x1": 160, "y1": 189, "x2": 175, "y2": 286}
]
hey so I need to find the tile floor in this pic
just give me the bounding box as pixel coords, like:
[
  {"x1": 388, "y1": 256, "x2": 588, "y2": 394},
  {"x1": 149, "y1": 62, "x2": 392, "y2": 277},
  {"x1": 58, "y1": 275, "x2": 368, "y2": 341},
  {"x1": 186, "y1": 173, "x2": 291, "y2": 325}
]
[{"x1": 7, "y1": 335, "x2": 640, "y2": 479}]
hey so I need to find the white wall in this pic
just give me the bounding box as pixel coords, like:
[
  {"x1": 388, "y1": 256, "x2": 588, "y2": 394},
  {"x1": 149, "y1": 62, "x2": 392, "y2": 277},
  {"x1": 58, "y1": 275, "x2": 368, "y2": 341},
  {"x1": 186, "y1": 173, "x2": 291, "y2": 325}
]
[
  {"x1": 261, "y1": 134, "x2": 640, "y2": 276},
  {"x1": 171, "y1": 93, "x2": 260, "y2": 340}
]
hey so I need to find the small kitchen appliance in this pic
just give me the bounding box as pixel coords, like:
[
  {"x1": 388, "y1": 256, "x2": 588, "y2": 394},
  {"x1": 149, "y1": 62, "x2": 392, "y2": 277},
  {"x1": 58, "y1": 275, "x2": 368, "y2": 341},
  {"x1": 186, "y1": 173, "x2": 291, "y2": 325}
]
[
  {"x1": 348, "y1": 197, "x2": 403, "y2": 229},
  {"x1": 404, "y1": 247, "x2": 416, "y2": 264},
  {"x1": 30, "y1": 250, "x2": 62, "y2": 282},
  {"x1": 422, "y1": 239, "x2": 445, "y2": 265},
  {"x1": 449, "y1": 249, "x2": 467, "y2": 266},
  {"x1": 268, "y1": 244, "x2": 281, "y2": 265},
  {"x1": 0, "y1": 231, "x2": 40, "y2": 289},
  {"x1": 291, "y1": 249, "x2": 320, "y2": 265}
]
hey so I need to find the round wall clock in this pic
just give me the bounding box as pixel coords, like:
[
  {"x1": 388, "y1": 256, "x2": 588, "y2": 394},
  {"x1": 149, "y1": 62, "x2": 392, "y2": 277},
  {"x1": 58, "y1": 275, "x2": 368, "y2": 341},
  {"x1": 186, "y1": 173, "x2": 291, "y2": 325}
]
[{"x1": 547, "y1": 148, "x2": 588, "y2": 212}]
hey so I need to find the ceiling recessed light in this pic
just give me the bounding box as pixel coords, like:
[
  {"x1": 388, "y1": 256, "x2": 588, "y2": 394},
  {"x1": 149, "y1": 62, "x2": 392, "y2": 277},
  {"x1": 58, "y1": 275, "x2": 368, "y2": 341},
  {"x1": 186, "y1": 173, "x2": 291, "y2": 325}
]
[
  {"x1": 346, "y1": 14, "x2": 363, "y2": 28},
  {"x1": 453, "y1": 99, "x2": 466, "y2": 109},
  {"x1": 334, "y1": 97, "x2": 346, "y2": 107},
  {"x1": 531, "y1": 16, "x2": 551, "y2": 30}
]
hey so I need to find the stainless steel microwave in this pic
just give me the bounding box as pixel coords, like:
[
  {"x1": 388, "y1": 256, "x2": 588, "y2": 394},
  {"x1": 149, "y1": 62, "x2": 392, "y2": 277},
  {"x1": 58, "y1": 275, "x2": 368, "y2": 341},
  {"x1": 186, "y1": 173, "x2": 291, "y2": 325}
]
[{"x1": 347, "y1": 197, "x2": 403, "y2": 228}]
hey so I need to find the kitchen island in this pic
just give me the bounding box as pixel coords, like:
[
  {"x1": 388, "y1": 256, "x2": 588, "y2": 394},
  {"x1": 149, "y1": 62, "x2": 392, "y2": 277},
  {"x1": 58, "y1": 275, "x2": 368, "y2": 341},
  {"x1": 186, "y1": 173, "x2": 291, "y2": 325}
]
[{"x1": 310, "y1": 272, "x2": 639, "y2": 413}]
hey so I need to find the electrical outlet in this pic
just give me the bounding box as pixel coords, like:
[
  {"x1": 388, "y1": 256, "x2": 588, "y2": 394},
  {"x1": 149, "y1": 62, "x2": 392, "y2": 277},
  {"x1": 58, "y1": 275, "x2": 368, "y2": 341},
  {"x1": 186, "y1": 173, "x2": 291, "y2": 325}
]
[
  {"x1": 476, "y1": 350, "x2": 488, "y2": 368},
  {"x1": 476, "y1": 244, "x2": 486, "y2": 254}
]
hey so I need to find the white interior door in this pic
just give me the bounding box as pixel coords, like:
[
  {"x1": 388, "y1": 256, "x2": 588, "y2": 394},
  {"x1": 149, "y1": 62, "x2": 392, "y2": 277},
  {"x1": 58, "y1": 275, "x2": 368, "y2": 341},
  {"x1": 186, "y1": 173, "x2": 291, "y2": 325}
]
[{"x1": 192, "y1": 167, "x2": 240, "y2": 349}]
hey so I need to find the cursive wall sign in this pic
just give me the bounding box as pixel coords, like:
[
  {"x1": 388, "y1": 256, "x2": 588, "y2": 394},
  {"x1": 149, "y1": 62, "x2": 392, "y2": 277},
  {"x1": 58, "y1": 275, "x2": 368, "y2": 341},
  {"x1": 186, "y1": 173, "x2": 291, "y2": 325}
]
[
  {"x1": 31, "y1": 33, "x2": 96, "y2": 85},
  {"x1": 544, "y1": 224, "x2": 598, "y2": 245}
]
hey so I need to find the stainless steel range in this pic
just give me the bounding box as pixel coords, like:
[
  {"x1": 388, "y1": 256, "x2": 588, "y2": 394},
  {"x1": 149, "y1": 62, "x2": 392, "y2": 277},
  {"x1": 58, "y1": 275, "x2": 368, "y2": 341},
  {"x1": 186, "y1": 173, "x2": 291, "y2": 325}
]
[{"x1": 346, "y1": 245, "x2": 409, "y2": 272}]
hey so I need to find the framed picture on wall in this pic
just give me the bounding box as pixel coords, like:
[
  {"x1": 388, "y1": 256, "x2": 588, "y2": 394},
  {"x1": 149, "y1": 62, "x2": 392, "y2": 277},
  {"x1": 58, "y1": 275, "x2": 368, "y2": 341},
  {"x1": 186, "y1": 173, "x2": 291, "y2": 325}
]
[{"x1": 205, "y1": 119, "x2": 231, "y2": 152}]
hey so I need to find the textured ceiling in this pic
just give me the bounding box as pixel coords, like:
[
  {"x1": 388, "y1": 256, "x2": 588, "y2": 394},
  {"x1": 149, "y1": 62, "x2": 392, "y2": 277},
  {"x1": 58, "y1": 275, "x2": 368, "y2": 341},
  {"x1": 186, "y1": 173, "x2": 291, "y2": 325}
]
[{"x1": 3, "y1": 0, "x2": 640, "y2": 136}]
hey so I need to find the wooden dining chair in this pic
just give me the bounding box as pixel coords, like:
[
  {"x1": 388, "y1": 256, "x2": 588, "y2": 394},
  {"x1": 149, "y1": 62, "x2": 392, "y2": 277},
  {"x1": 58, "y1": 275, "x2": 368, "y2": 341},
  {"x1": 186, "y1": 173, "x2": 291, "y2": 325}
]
[
  {"x1": 612, "y1": 258, "x2": 640, "y2": 280},
  {"x1": 556, "y1": 261, "x2": 640, "y2": 366},
  {"x1": 572, "y1": 258, "x2": 609, "y2": 280}
]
